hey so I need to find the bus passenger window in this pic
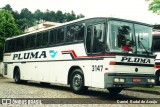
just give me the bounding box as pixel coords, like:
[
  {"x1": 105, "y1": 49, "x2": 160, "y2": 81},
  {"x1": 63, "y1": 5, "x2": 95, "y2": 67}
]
[
  {"x1": 26, "y1": 36, "x2": 30, "y2": 49},
  {"x1": 66, "y1": 26, "x2": 74, "y2": 42},
  {"x1": 30, "y1": 34, "x2": 36, "y2": 48},
  {"x1": 16, "y1": 38, "x2": 21, "y2": 51},
  {"x1": 66, "y1": 23, "x2": 84, "y2": 43},
  {"x1": 8, "y1": 40, "x2": 13, "y2": 52},
  {"x1": 153, "y1": 37, "x2": 160, "y2": 52},
  {"x1": 93, "y1": 23, "x2": 104, "y2": 53},
  {"x1": 57, "y1": 28, "x2": 64, "y2": 44},
  {"x1": 86, "y1": 25, "x2": 92, "y2": 53},
  {"x1": 16, "y1": 37, "x2": 24, "y2": 50},
  {"x1": 4, "y1": 41, "x2": 9, "y2": 53},
  {"x1": 37, "y1": 33, "x2": 43, "y2": 47},
  {"x1": 42, "y1": 31, "x2": 49, "y2": 46},
  {"x1": 13, "y1": 39, "x2": 17, "y2": 52},
  {"x1": 50, "y1": 29, "x2": 57, "y2": 45},
  {"x1": 75, "y1": 23, "x2": 85, "y2": 41}
]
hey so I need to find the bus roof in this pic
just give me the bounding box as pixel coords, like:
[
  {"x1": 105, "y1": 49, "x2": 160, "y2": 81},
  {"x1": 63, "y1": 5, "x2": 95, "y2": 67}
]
[{"x1": 6, "y1": 16, "x2": 153, "y2": 40}]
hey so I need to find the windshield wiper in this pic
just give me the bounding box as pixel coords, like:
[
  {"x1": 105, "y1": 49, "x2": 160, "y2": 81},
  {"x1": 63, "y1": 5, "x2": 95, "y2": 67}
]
[{"x1": 138, "y1": 35, "x2": 149, "y2": 56}]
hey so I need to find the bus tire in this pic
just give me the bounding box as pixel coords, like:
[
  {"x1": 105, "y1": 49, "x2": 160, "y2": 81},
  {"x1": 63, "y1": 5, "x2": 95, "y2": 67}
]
[
  {"x1": 107, "y1": 88, "x2": 123, "y2": 95},
  {"x1": 156, "y1": 72, "x2": 160, "y2": 85},
  {"x1": 40, "y1": 82, "x2": 50, "y2": 86},
  {"x1": 70, "y1": 69, "x2": 87, "y2": 94},
  {"x1": 14, "y1": 68, "x2": 22, "y2": 84}
]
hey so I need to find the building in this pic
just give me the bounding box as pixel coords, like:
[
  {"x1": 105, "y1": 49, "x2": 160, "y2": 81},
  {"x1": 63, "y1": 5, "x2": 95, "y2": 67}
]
[{"x1": 24, "y1": 21, "x2": 61, "y2": 33}]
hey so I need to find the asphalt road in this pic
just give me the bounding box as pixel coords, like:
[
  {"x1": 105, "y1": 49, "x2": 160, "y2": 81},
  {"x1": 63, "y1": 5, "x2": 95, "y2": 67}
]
[{"x1": 0, "y1": 78, "x2": 160, "y2": 107}]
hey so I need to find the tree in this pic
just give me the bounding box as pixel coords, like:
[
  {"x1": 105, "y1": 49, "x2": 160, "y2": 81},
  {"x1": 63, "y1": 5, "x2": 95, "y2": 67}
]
[
  {"x1": 34, "y1": 9, "x2": 44, "y2": 21},
  {"x1": 76, "y1": 13, "x2": 85, "y2": 19},
  {"x1": 2, "y1": 4, "x2": 13, "y2": 13},
  {"x1": 146, "y1": 0, "x2": 160, "y2": 14},
  {"x1": 64, "y1": 11, "x2": 76, "y2": 22},
  {"x1": 20, "y1": 8, "x2": 33, "y2": 19},
  {"x1": 55, "y1": 10, "x2": 65, "y2": 22},
  {"x1": 0, "y1": 9, "x2": 20, "y2": 60},
  {"x1": 2, "y1": 4, "x2": 85, "y2": 33},
  {"x1": 18, "y1": 8, "x2": 35, "y2": 31}
]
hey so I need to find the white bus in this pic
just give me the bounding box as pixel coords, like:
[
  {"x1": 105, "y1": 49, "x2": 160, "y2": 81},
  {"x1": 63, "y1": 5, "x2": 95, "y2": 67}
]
[
  {"x1": 152, "y1": 31, "x2": 160, "y2": 85},
  {"x1": 3, "y1": 17, "x2": 155, "y2": 94}
]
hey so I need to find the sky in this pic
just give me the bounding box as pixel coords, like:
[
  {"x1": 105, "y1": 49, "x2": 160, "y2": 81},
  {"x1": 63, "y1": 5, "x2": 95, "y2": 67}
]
[{"x1": 0, "y1": 0, "x2": 160, "y2": 24}]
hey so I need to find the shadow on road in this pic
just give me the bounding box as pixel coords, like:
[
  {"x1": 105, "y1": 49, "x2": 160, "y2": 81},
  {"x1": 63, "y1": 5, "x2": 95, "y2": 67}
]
[
  {"x1": 3, "y1": 79, "x2": 159, "y2": 104},
  {"x1": 7, "y1": 80, "x2": 139, "y2": 100}
]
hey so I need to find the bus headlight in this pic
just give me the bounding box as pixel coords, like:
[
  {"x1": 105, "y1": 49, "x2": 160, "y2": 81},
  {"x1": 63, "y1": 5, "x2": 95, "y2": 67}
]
[
  {"x1": 114, "y1": 78, "x2": 125, "y2": 83},
  {"x1": 147, "y1": 79, "x2": 155, "y2": 83}
]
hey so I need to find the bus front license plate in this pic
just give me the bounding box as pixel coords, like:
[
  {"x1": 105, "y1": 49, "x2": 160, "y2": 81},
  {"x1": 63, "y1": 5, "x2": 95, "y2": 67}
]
[{"x1": 132, "y1": 78, "x2": 141, "y2": 82}]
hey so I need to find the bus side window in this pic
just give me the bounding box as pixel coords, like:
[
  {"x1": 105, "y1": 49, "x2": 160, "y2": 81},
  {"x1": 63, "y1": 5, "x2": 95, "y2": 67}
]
[
  {"x1": 66, "y1": 23, "x2": 85, "y2": 43},
  {"x1": 17, "y1": 38, "x2": 22, "y2": 51},
  {"x1": 20, "y1": 37, "x2": 25, "y2": 50},
  {"x1": 30, "y1": 34, "x2": 36, "y2": 48},
  {"x1": 93, "y1": 23, "x2": 104, "y2": 53},
  {"x1": 66, "y1": 25, "x2": 74, "y2": 43},
  {"x1": 86, "y1": 25, "x2": 92, "y2": 53},
  {"x1": 26, "y1": 35, "x2": 36, "y2": 49},
  {"x1": 8, "y1": 40, "x2": 13, "y2": 52},
  {"x1": 4, "y1": 41, "x2": 9, "y2": 53},
  {"x1": 75, "y1": 23, "x2": 85, "y2": 41},
  {"x1": 42, "y1": 31, "x2": 49, "y2": 46},
  {"x1": 26, "y1": 35, "x2": 31, "y2": 49},
  {"x1": 49, "y1": 29, "x2": 57, "y2": 45},
  {"x1": 12, "y1": 39, "x2": 17, "y2": 52},
  {"x1": 153, "y1": 37, "x2": 160, "y2": 52},
  {"x1": 57, "y1": 28, "x2": 64, "y2": 44},
  {"x1": 36, "y1": 32, "x2": 43, "y2": 47}
]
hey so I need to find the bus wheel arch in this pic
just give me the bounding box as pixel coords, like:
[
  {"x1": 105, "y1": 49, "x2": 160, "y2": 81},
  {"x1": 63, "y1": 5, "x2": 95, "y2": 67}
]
[
  {"x1": 155, "y1": 70, "x2": 160, "y2": 85},
  {"x1": 13, "y1": 66, "x2": 21, "y2": 84},
  {"x1": 68, "y1": 66, "x2": 83, "y2": 85},
  {"x1": 68, "y1": 66, "x2": 88, "y2": 94}
]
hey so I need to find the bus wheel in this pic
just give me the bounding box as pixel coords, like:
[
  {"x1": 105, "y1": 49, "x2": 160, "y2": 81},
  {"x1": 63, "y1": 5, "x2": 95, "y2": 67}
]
[
  {"x1": 70, "y1": 69, "x2": 87, "y2": 94},
  {"x1": 14, "y1": 68, "x2": 21, "y2": 84},
  {"x1": 107, "y1": 88, "x2": 123, "y2": 95},
  {"x1": 156, "y1": 72, "x2": 160, "y2": 85},
  {"x1": 40, "y1": 82, "x2": 50, "y2": 86}
]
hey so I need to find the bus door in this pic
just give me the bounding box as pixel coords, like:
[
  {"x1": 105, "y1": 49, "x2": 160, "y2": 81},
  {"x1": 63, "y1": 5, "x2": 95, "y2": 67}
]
[{"x1": 86, "y1": 19, "x2": 106, "y2": 88}]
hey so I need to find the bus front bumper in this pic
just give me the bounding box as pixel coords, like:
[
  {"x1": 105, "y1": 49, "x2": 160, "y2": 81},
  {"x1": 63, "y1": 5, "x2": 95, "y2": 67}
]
[{"x1": 104, "y1": 73, "x2": 156, "y2": 88}]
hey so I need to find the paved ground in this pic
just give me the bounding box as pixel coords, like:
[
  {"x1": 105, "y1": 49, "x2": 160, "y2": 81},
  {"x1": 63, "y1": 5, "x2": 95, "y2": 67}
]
[{"x1": 0, "y1": 77, "x2": 160, "y2": 107}]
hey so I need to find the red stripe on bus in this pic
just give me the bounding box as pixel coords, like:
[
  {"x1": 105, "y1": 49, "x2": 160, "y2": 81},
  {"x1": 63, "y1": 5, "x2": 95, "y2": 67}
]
[
  {"x1": 4, "y1": 53, "x2": 11, "y2": 56},
  {"x1": 61, "y1": 50, "x2": 115, "y2": 59},
  {"x1": 155, "y1": 65, "x2": 160, "y2": 69}
]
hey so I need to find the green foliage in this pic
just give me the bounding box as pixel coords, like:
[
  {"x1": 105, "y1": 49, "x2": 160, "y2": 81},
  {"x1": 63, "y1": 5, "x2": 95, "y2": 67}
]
[
  {"x1": 0, "y1": 9, "x2": 20, "y2": 60},
  {"x1": 0, "y1": 10, "x2": 20, "y2": 48},
  {"x1": 147, "y1": 0, "x2": 160, "y2": 14},
  {"x1": 2, "y1": 4, "x2": 85, "y2": 32}
]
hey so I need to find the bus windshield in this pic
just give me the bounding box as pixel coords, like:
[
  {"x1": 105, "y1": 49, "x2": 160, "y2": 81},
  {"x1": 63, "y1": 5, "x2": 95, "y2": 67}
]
[{"x1": 108, "y1": 20, "x2": 152, "y2": 55}]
